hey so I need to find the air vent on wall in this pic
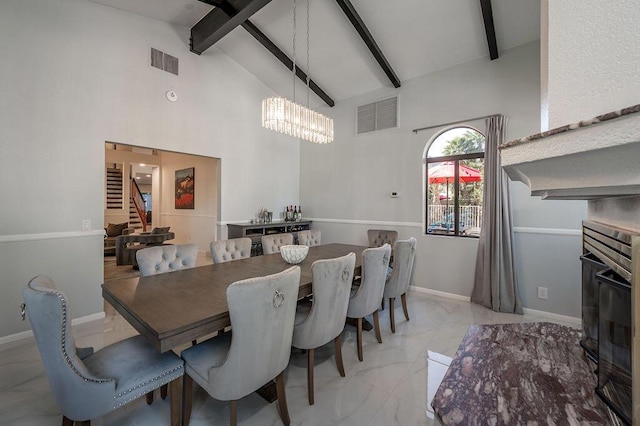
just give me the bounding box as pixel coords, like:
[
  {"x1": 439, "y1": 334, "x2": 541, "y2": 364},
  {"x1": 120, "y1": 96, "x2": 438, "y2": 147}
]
[
  {"x1": 357, "y1": 96, "x2": 398, "y2": 134},
  {"x1": 150, "y1": 47, "x2": 179, "y2": 76}
]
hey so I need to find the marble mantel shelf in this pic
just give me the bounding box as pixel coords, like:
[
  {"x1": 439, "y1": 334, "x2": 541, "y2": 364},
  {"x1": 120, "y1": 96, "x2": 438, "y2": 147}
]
[
  {"x1": 431, "y1": 322, "x2": 610, "y2": 425},
  {"x1": 499, "y1": 104, "x2": 640, "y2": 200}
]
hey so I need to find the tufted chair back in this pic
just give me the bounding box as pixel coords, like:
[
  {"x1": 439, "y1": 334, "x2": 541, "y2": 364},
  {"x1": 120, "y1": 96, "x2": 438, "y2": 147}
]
[
  {"x1": 348, "y1": 244, "x2": 392, "y2": 319},
  {"x1": 367, "y1": 229, "x2": 398, "y2": 248},
  {"x1": 136, "y1": 244, "x2": 198, "y2": 276},
  {"x1": 23, "y1": 275, "x2": 185, "y2": 424},
  {"x1": 293, "y1": 252, "x2": 355, "y2": 349},
  {"x1": 210, "y1": 238, "x2": 252, "y2": 263},
  {"x1": 297, "y1": 229, "x2": 322, "y2": 247},
  {"x1": 384, "y1": 238, "x2": 417, "y2": 298},
  {"x1": 22, "y1": 275, "x2": 116, "y2": 420},
  {"x1": 261, "y1": 233, "x2": 294, "y2": 254}
]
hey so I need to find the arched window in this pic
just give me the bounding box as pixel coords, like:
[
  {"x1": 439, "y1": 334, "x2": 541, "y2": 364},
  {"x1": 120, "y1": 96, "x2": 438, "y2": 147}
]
[{"x1": 424, "y1": 127, "x2": 485, "y2": 237}]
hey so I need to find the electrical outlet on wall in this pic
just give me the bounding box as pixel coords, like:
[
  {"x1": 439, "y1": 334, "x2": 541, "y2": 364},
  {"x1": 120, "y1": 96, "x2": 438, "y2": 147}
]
[
  {"x1": 81, "y1": 220, "x2": 91, "y2": 232},
  {"x1": 537, "y1": 286, "x2": 549, "y2": 300}
]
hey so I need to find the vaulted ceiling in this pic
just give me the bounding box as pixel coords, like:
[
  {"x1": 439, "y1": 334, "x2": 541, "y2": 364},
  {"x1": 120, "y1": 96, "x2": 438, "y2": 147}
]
[{"x1": 87, "y1": 0, "x2": 540, "y2": 106}]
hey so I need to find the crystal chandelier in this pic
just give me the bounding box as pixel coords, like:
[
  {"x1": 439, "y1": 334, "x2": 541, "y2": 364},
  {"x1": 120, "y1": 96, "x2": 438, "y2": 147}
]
[{"x1": 261, "y1": 0, "x2": 334, "y2": 144}]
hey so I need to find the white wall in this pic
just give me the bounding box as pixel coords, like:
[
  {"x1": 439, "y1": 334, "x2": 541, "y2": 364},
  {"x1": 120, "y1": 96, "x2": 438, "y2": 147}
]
[
  {"x1": 0, "y1": 0, "x2": 299, "y2": 338},
  {"x1": 543, "y1": 0, "x2": 640, "y2": 128},
  {"x1": 301, "y1": 41, "x2": 587, "y2": 318},
  {"x1": 542, "y1": 0, "x2": 640, "y2": 266},
  {"x1": 158, "y1": 151, "x2": 218, "y2": 253}
]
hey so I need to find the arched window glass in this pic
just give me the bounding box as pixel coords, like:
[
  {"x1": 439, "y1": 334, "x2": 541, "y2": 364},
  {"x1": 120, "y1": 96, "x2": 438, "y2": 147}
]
[{"x1": 425, "y1": 127, "x2": 485, "y2": 237}]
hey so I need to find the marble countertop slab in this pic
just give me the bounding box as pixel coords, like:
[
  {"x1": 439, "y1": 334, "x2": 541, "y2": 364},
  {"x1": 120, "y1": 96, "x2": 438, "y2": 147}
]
[{"x1": 431, "y1": 322, "x2": 609, "y2": 425}]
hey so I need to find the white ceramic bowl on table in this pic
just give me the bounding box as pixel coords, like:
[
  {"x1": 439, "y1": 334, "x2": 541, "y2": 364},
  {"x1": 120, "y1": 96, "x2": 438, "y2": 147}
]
[{"x1": 280, "y1": 245, "x2": 309, "y2": 264}]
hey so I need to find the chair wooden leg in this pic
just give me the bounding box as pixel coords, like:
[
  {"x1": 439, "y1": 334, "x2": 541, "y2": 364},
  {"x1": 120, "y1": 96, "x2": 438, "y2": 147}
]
[
  {"x1": 62, "y1": 416, "x2": 74, "y2": 426},
  {"x1": 169, "y1": 377, "x2": 181, "y2": 426},
  {"x1": 76, "y1": 422, "x2": 90, "y2": 426},
  {"x1": 381, "y1": 298, "x2": 385, "y2": 310},
  {"x1": 334, "y1": 334, "x2": 345, "y2": 377},
  {"x1": 373, "y1": 310, "x2": 382, "y2": 343},
  {"x1": 182, "y1": 374, "x2": 193, "y2": 426},
  {"x1": 307, "y1": 348, "x2": 315, "y2": 405},
  {"x1": 146, "y1": 390, "x2": 154, "y2": 405},
  {"x1": 389, "y1": 297, "x2": 396, "y2": 334},
  {"x1": 229, "y1": 400, "x2": 238, "y2": 426},
  {"x1": 356, "y1": 317, "x2": 363, "y2": 362},
  {"x1": 275, "y1": 372, "x2": 290, "y2": 425},
  {"x1": 401, "y1": 293, "x2": 410, "y2": 321},
  {"x1": 161, "y1": 383, "x2": 168, "y2": 399}
]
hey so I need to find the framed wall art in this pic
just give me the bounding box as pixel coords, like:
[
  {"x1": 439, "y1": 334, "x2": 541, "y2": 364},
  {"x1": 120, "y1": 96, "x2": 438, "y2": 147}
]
[{"x1": 175, "y1": 167, "x2": 195, "y2": 209}]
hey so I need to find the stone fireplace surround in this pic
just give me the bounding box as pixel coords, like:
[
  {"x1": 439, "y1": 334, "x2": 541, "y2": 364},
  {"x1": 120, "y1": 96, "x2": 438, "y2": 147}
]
[{"x1": 499, "y1": 104, "x2": 640, "y2": 424}]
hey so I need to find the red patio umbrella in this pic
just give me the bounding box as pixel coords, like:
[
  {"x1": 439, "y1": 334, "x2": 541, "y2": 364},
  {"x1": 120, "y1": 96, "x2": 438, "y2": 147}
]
[{"x1": 428, "y1": 161, "x2": 482, "y2": 208}]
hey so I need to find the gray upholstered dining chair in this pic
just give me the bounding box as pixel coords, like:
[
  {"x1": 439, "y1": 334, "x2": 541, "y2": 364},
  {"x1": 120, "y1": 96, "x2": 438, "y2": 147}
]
[
  {"x1": 210, "y1": 237, "x2": 252, "y2": 263},
  {"x1": 136, "y1": 243, "x2": 198, "y2": 277},
  {"x1": 297, "y1": 229, "x2": 321, "y2": 247},
  {"x1": 22, "y1": 275, "x2": 184, "y2": 426},
  {"x1": 181, "y1": 266, "x2": 300, "y2": 426},
  {"x1": 292, "y1": 252, "x2": 356, "y2": 405},
  {"x1": 261, "y1": 233, "x2": 294, "y2": 254},
  {"x1": 383, "y1": 238, "x2": 417, "y2": 333},
  {"x1": 347, "y1": 244, "x2": 392, "y2": 361},
  {"x1": 367, "y1": 229, "x2": 398, "y2": 248}
]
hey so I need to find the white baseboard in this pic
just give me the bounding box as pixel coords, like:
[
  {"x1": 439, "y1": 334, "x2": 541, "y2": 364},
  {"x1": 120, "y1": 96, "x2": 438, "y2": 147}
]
[
  {"x1": 522, "y1": 307, "x2": 581, "y2": 326},
  {"x1": 410, "y1": 285, "x2": 581, "y2": 325},
  {"x1": 410, "y1": 285, "x2": 471, "y2": 302},
  {"x1": 0, "y1": 312, "x2": 105, "y2": 346}
]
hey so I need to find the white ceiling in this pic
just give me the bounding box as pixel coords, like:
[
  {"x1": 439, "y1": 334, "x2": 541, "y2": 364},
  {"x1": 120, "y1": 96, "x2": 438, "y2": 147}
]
[{"x1": 87, "y1": 0, "x2": 540, "y2": 104}]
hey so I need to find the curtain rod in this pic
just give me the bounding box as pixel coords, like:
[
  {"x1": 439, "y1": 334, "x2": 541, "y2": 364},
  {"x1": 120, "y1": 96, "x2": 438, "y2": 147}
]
[{"x1": 412, "y1": 113, "x2": 502, "y2": 134}]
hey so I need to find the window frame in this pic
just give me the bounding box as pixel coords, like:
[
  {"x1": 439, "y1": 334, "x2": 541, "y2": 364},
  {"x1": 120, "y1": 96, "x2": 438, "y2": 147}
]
[{"x1": 424, "y1": 129, "x2": 485, "y2": 238}]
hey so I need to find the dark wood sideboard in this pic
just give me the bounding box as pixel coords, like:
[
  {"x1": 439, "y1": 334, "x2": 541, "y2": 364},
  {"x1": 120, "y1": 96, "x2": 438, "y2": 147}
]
[{"x1": 227, "y1": 221, "x2": 312, "y2": 256}]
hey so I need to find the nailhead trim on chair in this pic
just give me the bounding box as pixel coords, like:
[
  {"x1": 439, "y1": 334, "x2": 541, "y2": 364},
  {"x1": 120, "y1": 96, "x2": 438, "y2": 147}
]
[
  {"x1": 31, "y1": 285, "x2": 111, "y2": 384},
  {"x1": 112, "y1": 365, "x2": 184, "y2": 408}
]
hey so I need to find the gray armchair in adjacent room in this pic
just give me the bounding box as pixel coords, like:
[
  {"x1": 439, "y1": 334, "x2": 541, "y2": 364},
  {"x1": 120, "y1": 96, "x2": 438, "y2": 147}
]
[
  {"x1": 261, "y1": 233, "x2": 294, "y2": 254},
  {"x1": 292, "y1": 252, "x2": 355, "y2": 405},
  {"x1": 22, "y1": 275, "x2": 184, "y2": 425},
  {"x1": 136, "y1": 243, "x2": 198, "y2": 277},
  {"x1": 297, "y1": 229, "x2": 322, "y2": 247},
  {"x1": 103, "y1": 222, "x2": 135, "y2": 256},
  {"x1": 347, "y1": 244, "x2": 392, "y2": 361},
  {"x1": 367, "y1": 229, "x2": 398, "y2": 248},
  {"x1": 210, "y1": 238, "x2": 252, "y2": 263},
  {"x1": 181, "y1": 266, "x2": 300, "y2": 426},
  {"x1": 383, "y1": 238, "x2": 417, "y2": 333}
]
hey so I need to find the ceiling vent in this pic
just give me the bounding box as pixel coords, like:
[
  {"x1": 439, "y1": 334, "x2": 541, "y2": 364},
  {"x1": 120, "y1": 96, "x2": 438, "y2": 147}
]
[
  {"x1": 150, "y1": 47, "x2": 179, "y2": 76},
  {"x1": 357, "y1": 96, "x2": 398, "y2": 134}
]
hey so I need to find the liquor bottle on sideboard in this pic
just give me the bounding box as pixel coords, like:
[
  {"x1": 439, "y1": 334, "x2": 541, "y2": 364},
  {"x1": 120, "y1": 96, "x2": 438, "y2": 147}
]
[
  {"x1": 293, "y1": 206, "x2": 298, "y2": 221},
  {"x1": 297, "y1": 206, "x2": 302, "y2": 221}
]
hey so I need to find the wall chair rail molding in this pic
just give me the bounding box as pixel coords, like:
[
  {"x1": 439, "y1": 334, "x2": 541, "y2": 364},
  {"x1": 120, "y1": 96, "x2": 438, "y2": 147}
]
[
  {"x1": 513, "y1": 227, "x2": 582, "y2": 236},
  {"x1": 308, "y1": 218, "x2": 422, "y2": 228},
  {"x1": 0, "y1": 230, "x2": 104, "y2": 243}
]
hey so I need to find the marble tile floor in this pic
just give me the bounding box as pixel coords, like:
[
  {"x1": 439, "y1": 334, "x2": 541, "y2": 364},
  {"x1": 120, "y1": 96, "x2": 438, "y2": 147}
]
[{"x1": 0, "y1": 290, "x2": 578, "y2": 426}]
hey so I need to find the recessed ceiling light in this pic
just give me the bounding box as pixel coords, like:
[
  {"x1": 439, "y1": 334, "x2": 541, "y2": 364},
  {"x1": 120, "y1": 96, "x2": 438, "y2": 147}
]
[
  {"x1": 139, "y1": 163, "x2": 146, "y2": 166},
  {"x1": 146, "y1": 174, "x2": 151, "y2": 177},
  {"x1": 136, "y1": 176, "x2": 141, "y2": 179}
]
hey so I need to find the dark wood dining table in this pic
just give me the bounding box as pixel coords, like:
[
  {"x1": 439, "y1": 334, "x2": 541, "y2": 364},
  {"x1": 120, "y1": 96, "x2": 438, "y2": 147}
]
[{"x1": 102, "y1": 243, "x2": 366, "y2": 353}]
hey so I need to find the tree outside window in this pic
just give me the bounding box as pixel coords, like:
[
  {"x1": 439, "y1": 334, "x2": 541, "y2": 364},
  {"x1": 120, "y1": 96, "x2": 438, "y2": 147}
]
[{"x1": 425, "y1": 128, "x2": 485, "y2": 237}]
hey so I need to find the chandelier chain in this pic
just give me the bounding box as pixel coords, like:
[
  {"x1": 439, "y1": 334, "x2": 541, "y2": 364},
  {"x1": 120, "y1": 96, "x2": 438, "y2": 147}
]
[
  {"x1": 292, "y1": 0, "x2": 296, "y2": 102},
  {"x1": 306, "y1": 0, "x2": 310, "y2": 107}
]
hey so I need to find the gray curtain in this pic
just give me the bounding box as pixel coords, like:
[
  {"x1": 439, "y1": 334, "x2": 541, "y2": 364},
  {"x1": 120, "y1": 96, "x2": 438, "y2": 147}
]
[{"x1": 471, "y1": 115, "x2": 522, "y2": 314}]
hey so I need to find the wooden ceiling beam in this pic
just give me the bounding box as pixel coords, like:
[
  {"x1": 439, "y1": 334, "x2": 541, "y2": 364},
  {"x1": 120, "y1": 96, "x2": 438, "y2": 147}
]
[
  {"x1": 191, "y1": 0, "x2": 271, "y2": 54},
  {"x1": 334, "y1": 0, "x2": 401, "y2": 88},
  {"x1": 479, "y1": 0, "x2": 499, "y2": 60},
  {"x1": 195, "y1": 0, "x2": 334, "y2": 107},
  {"x1": 241, "y1": 20, "x2": 335, "y2": 107}
]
